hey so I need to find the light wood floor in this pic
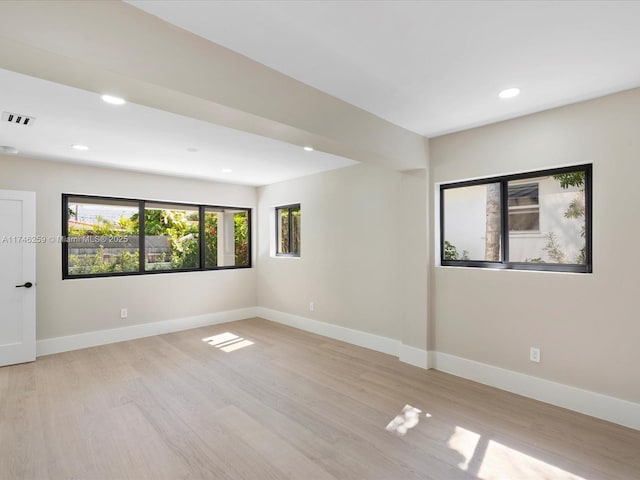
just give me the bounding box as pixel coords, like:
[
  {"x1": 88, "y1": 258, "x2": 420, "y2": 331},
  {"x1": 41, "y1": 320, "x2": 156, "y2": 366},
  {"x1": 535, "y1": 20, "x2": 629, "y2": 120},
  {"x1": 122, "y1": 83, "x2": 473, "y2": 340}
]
[{"x1": 1, "y1": 318, "x2": 639, "y2": 480}]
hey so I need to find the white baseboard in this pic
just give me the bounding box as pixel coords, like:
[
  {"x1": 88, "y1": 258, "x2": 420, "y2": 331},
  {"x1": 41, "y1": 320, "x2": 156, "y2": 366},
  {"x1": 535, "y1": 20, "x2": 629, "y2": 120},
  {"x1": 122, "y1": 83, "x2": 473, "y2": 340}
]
[
  {"x1": 433, "y1": 351, "x2": 640, "y2": 431},
  {"x1": 255, "y1": 307, "x2": 429, "y2": 368},
  {"x1": 427, "y1": 350, "x2": 438, "y2": 368},
  {"x1": 37, "y1": 305, "x2": 429, "y2": 368},
  {"x1": 36, "y1": 307, "x2": 259, "y2": 357},
  {"x1": 398, "y1": 343, "x2": 429, "y2": 369}
]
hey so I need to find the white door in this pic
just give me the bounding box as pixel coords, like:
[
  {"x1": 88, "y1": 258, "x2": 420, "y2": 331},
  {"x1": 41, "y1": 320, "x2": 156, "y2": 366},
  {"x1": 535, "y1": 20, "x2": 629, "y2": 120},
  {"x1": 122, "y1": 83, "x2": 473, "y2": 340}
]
[{"x1": 0, "y1": 190, "x2": 36, "y2": 366}]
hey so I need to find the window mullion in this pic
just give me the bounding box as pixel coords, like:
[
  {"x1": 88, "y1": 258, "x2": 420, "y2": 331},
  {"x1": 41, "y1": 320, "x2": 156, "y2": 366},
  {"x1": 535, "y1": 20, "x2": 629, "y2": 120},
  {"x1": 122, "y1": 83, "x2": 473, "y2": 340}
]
[
  {"x1": 585, "y1": 166, "x2": 593, "y2": 270},
  {"x1": 500, "y1": 179, "x2": 509, "y2": 264},
  {"x1": 288, "y1": 207, "x2": 293, "y2": 253},
  {"x1": 440, "y1": 187, "x2": 446, "y2": 264},
  {"x1": 62, "y1": 194, "x2": 69, "y2": 279},
  {"x1": 139, "y1": 200, "x2": 145, "y2": 273},
  {"x1": 198, "y1": 205, "x2": 205, "y2": 270}
]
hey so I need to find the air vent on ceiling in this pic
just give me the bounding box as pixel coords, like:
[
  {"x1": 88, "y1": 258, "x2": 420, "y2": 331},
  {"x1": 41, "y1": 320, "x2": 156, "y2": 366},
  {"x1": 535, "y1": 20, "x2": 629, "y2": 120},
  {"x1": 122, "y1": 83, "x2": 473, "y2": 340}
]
[{"x1": 2, "y1": 111, "x2": 36, "y2": 126}]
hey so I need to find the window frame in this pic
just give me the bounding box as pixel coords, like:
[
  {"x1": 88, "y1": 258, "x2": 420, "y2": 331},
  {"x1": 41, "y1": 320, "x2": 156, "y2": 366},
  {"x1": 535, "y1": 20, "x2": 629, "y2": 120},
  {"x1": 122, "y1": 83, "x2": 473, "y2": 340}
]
[
  {"x1": 275, "y1": 203, "x2": 301, "y2": 257},
  {"x1": 62, "y1": 194, "x2": 252, "y2": 279},
  {"x1": 439, "y1": 164, "x2": 592, "y2": 273}
]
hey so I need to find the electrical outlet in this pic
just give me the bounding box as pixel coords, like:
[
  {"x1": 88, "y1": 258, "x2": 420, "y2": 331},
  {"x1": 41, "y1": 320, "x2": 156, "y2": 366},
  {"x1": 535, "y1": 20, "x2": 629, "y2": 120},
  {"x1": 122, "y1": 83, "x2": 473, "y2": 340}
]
[
  {"x1": 530, "y1": 347, "x2": 541, "y2": 363},
  {"x1": 120, "y1": 308, "x2": 128, "y2": 319},
  {"x1": 309, "y1": 302, "x2": 315, "y2": 312}
]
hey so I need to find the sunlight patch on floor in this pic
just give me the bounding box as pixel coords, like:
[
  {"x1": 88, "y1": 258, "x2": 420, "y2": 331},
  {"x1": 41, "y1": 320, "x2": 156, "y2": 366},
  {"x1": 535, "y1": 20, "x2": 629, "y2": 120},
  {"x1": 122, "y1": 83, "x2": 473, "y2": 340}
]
[
  {"x1": 202, "y1": 332, "x2": 254, "y2": 353},
  {"x1": 448, "y1": 426, "x2": 481, "y2": 470},
  {"x1": 477, "y1": 439, "x2": 586, "y2": 480},
  {"x1": 386, "y1": 404, "x2": 427, "y2": 436},
  {"x1": 448, "y1": 426, "x2": 586, "y2": 480}
]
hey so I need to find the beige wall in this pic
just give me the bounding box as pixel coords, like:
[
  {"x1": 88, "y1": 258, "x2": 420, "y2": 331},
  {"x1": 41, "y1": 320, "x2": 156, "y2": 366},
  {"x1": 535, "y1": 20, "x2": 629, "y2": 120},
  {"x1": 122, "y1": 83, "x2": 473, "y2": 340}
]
[
  {"x1": 400, "y1": 170, "x2": 429, "y2": 349},
  {"x1": 1, "y1": 153, "x2": 430, "y2": 352},
  {"x1": 256, "y1": 163, "x2": 428, "y2": 350},
  {"x1": 0, "y1": 155, "x2": 257, "y2": 340},
  {"x1": 430, "y1": 87, "x2": 640, "y2": 403}
]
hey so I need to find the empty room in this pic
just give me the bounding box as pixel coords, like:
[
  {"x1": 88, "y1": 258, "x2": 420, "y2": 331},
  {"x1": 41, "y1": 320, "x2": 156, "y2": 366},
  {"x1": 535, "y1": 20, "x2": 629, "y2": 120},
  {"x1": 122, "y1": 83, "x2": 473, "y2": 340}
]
[{"x1": 1, "y1": 1, "x2": 639, "y2": 479}]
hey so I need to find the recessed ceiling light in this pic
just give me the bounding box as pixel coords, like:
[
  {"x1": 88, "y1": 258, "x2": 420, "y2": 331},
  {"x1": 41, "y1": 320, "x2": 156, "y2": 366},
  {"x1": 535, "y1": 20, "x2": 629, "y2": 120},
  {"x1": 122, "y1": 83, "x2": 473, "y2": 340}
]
[
  {"x1": 0, "y1": 145, "x2": 19, "y2": 154},
  {"x1": 222, "y1": 168, "x2": 233, "y2": 173},
  {"x1": 499, "y1": 88, "x2": 520, "y2": 99},
  {"x1": 71, "y1": 144, "x2": 89, "y2": 151},
  {"x1": 303, "y1": 146, "x2": 314, "y2": 152},
  {"x1": 101, "y1": 94, "x2": 126, "y2": 105}
]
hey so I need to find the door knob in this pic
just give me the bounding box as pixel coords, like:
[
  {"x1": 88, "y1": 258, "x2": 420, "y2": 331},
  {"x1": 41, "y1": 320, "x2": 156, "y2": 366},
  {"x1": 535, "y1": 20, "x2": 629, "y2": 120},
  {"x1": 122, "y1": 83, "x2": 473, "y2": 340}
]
[{"x1": 15, "y1": 282, "x2": 33, "y2": 288}]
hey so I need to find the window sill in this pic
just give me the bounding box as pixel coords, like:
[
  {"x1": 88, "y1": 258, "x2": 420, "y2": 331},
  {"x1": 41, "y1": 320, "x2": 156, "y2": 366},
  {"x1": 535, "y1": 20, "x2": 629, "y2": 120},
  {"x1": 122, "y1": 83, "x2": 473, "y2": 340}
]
[{"x1": 437, "y1": 264, "x2": 591, "y2": 275}]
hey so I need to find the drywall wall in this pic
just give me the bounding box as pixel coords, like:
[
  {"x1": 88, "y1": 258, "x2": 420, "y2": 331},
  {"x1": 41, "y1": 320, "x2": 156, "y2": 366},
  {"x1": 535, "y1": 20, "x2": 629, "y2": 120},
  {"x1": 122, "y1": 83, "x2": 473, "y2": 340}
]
[
  {"x1": 399, "y1": 170, "x2": 429, "y2": 350},
  {"x1": 0, "y1": 155, "x2": 257, "y2": 340},
  {"x1": 430, "y1": 87, "x2": 640, "y2": 403},
  {"x1": 256, "y1": 163, "x2": 428, "y2": 352}
]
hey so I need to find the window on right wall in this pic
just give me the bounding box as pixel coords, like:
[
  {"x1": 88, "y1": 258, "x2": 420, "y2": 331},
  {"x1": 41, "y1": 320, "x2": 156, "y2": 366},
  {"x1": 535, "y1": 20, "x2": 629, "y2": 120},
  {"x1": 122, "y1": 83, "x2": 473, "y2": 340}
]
[
  {"x1": 276, "y1": 204, "x2": 300, "y2": 257},
  {"x1": 440, "y1": 164, "x2": 592, "y2": 273}
]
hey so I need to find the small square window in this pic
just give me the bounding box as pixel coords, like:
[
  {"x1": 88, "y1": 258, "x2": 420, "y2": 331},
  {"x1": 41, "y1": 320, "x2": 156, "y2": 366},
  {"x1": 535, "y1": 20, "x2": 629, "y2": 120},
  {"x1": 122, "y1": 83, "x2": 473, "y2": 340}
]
[{"x1": 276, "y1": 204, "x2": 300, "y2": 256}]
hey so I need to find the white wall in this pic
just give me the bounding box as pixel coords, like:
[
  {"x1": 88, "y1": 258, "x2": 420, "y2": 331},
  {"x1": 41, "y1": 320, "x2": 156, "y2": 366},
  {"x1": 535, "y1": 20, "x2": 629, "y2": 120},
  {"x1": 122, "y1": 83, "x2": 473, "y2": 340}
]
[
  {"x1": 0, "y1": 155, "x2": 257, "y2": 340},
  {"x1": 430, "y1": 87, "x2": 640, "y2": 403},
  {"x1": 256, "y1": 163, "x2": 428, "y2": 352}
]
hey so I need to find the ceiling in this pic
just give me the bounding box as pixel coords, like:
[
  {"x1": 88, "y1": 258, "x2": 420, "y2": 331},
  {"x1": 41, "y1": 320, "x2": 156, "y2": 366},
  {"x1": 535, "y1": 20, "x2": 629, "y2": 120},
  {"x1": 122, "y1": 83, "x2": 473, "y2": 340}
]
[
  {"x1": 0, "y1": 68, "x2": 355, "y2": 186},
  {"x1": 128, "y1": 0, "x2": 640, "y2": 136},
  {"x1": 2, "y1": 1, "x2": 639, "y2": 185}
]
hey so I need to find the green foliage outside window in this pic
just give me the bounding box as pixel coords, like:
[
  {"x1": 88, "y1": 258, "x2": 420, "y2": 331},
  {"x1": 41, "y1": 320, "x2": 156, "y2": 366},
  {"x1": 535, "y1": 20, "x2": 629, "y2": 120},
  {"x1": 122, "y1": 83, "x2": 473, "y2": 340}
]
[
  {"x1": 143, "y1": 208, "x2": 200, "y2": 269},
  {"x1": 67, "y1": 205, "x2": 248, "y2": 274},
  {"x1": 443, "y1": 240, "x2": 470, "y2": 261},
  {"x1": 69, "y1": 246, "x2": 139, "y2": 274},
  {"x1": 234, "y1": 212, "x2": 249, "y2": 266},
  {"x1": 277, "y1": 205, "x2": 300, "y2": 255}
]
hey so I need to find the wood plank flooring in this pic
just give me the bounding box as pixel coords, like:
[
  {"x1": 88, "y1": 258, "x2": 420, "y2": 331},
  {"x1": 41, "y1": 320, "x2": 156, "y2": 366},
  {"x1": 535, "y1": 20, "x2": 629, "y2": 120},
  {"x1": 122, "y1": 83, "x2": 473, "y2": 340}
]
[{"x1": 1, "y1": 317, "x2": 639, "y2": 479}]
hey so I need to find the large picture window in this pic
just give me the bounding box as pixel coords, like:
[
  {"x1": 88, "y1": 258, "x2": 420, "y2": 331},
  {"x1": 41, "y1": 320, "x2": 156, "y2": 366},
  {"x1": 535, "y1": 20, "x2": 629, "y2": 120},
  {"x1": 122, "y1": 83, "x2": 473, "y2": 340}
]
[
  {"x1": 440, "y1": 165, "x2": 592, "y2": 273},
  {"x1": 63, "y1": 195, "x2": 251, "y2": 279}
]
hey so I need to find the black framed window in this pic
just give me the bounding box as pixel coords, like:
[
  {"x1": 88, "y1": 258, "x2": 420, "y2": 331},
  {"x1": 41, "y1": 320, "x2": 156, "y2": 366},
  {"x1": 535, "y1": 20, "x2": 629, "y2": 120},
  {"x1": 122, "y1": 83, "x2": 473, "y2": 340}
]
[
  {"x1": 440, "y1": 164, "x2": 592, "y2": 273},
  {"x1": 276, "y1": 204, "x2": 300, "y2": 256},
  {"x1": 63, "y1": 194, "x2": 251, "y2": 279}
]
